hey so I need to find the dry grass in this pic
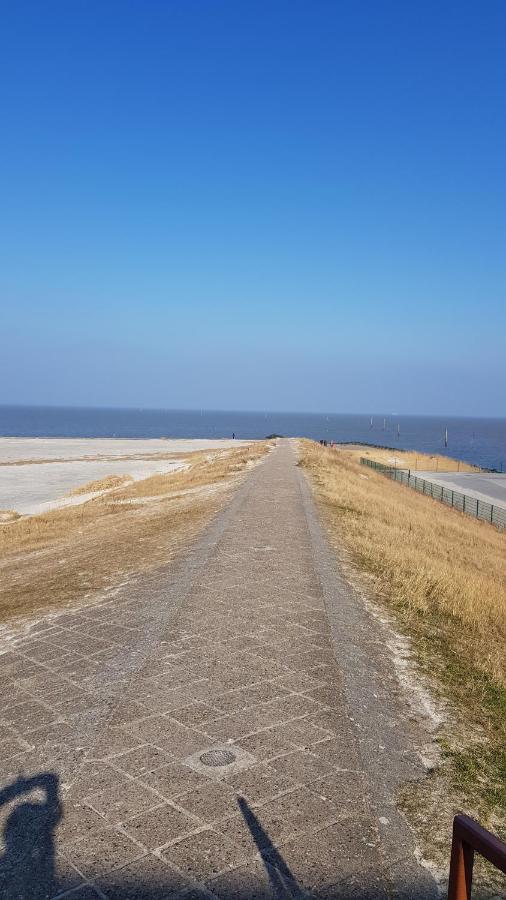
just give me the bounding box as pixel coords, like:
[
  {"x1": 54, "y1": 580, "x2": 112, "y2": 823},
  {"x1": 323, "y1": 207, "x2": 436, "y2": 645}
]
[
  {"x1": 300, "y1": 439, "x2": 506, "y2": 845},
  {"x1": 70, "y1": 474, "x2": 133, "y2": 495},
  {"x1": 0, "y1": 441, "x2": 269, "y2": 623},
  {"x1": 0, "y1": 510, "x2": 21, "y2": 523},
  {"x1": 342, "y1": 444, "x2": 479, "y2": 472},
  {"x1": 303, "y1": 442, "x2": 505, "y2": 681}
]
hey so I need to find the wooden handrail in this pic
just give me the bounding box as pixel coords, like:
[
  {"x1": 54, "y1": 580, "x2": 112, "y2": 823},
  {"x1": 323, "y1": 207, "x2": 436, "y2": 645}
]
[{"x1": 448, "y1": 814, "x2": 506, "y2": 899}]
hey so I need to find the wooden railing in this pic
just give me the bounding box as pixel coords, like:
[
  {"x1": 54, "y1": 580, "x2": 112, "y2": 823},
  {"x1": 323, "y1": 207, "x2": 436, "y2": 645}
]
[{"x1": 448, "y1": 815, "x2": 506, "y2": 899}]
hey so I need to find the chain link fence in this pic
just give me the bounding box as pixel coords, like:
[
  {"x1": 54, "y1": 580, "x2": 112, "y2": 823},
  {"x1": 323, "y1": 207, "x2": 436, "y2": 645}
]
[{"x1": 360, "y1": 457, "x2": 506, "y2": 529}]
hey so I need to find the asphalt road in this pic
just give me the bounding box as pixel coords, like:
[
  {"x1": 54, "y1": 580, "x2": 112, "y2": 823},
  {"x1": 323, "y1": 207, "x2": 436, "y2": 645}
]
[{"x1": 412, "y1": 471, "x2": 506, "y2": 509}]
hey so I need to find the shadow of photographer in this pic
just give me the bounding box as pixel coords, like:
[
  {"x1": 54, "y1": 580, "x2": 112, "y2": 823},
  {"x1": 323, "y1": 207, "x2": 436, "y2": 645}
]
[{"x1": 0, "y1": 771, "x2": 61, "y2": 899}]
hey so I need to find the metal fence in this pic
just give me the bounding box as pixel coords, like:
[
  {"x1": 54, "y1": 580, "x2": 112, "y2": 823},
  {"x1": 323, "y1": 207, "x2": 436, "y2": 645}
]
[{"x1": 360, "y1": 457, "x2": 506, "y2": 529}]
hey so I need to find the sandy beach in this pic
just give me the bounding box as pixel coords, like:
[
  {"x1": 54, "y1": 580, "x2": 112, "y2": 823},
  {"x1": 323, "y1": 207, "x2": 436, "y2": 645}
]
[{"x1": 0, "y1": 437, "x2": 245, "y2": 516}]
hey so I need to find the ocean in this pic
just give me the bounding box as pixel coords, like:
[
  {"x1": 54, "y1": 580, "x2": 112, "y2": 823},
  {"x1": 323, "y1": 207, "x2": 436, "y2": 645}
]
[{"x1": 0, "y1": 405, "x2": 504, "y2": 471}]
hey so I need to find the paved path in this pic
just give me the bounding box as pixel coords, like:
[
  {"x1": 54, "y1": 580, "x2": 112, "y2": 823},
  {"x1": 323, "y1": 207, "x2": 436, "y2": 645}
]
[
  {"x1": 412, "y1": 471, "x2": 506, "y2": 510},
  {"x1": 0, "y1": 441, "x2": 437, "y2": 899}
]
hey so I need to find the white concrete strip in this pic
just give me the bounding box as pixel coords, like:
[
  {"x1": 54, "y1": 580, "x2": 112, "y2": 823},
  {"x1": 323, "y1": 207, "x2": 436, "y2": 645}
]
[
  {"x1": 0, "y1": 437, "x2": 246, "y2": 463},
  {"x1": 0, "y1": 459, "x2": 186, "y2": 516},
  {"x1": 411, "y1": 471, "x2": 506, "y2": 511}
]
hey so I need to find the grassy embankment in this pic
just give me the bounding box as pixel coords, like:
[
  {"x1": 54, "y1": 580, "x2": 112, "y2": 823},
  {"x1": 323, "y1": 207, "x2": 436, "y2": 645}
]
[
  {"x1": 301, "y1": 440, "x2": 505, "y2": 869},
  {"x1": 0, "y1": 441, "x2": 269, "y2": 623},
  {"x1": 352, "y1": 445, "x2": 479, "y2": 472}
]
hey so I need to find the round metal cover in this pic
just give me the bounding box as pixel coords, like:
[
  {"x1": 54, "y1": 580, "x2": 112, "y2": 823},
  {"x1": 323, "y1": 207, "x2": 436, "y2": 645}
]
[{"x1": 199, "y1": 748, "x2": 236, "y2": 768}]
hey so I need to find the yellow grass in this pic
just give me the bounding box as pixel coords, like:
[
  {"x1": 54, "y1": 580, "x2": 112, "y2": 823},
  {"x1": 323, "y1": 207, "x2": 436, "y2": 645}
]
[
  {"x1": 0, "y1": 441, "x2": 269, "y2": 622},
  {"x1": 0, "y1": 510, "x2": 21, "y2": 523},
  {"x1": 70, "y1": 474, "x2": 133, "y2": 495},
  {"x1": 301, "y1": 439, "x2": 506, "y2": 847},
  {"x1": 302, "y1": 441, "x2": 505, "y2": 683},
  {"x1": 342, "y1": 444, "x2": 479, "y2": 472}
]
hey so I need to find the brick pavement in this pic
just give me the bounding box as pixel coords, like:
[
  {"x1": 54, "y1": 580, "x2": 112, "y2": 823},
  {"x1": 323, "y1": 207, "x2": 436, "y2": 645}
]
[{"x1": 0, "y1": 441, "x2": 437, "y2": 899}]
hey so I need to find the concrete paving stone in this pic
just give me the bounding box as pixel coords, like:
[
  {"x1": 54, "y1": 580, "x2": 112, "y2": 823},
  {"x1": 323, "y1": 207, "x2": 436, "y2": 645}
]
[
  {"x1": 308, "y1": 771, "x2": 370, "y2": 812},
  {"x1": 213, "y1": 813, "x2": 272, "y2": 855},
  {"x1": 270, "y1": 719, "x2": 334, "y2": 749},
  {"x1": 245, "y1": 785, "x2": 342, "y2": 843},
  {"x1": 121, "y1": 802, "x2": 200, "y2": 850},
  {"x1": 267, "y1": 750, "x2": 336, "y2": 785},
  {"x1": 47, "y1": 847, "x2": 87, "y2": 896},
  {"x1": 85, "y1": 777, "x2": 160, "y2": 823},
  {"x1": 206, "y1": 858, "x2": 285, "y2": 900},
  {"x1": 58, "y1": 659, "x2": 107, "y2": 682},
  {"x1": 64, "y1": 825, "x2": 145, "y2": 878},
  {"x1": 48, "y1": 632, "x2": 114, "y2": 652},
  {"x1": 2, "y1": 686, "x2": 40, "y2": 709},
  {"x1": 206, "y1": 695, "x2": 321, "y2": 743},
  {"x1": 234, "y1": 730, "x2": 299, "y2": 762},
  {"x1": 111, "y1": 744, "x2": 175, "y2": 777},
  {"x1": 271, "y1": 672, "x2": 326, "y2": 694},
  {"x1": 65, "y1": 763, "x2": 124, "y2": 801},
  {"x1": 0, "y1": 652, "x2": 43, "y2": 678},
  {"x1": 304, "y1": 684, "x2": 347, "y2": 708},
  {"x1": 176, "y1": 780, "x2": 242, "y2": 824},
  {"x1": 167, "y1": 702, "x2": 222, "y2": 727},
  {"x1": 139, "y1": 763, "x2": 210, "y2": 801},
  {"x1": 108, "y1": 700, "x2": 155, "y2": 727},
  {"x1": 317, "y1": 871, "x2": 390, "y2": 900},
  {"x1": 161, "y1": 828, "x2": 248, "y2": 882},
  {"x1": 224, "y1": 763, "x2": 298, "y2": 806},
  {"x1": 0, "y1": 735, "x2": 31, "y2": 760},
  {"x1": 81, "y1": 623, "x2": 139, "y2": 643},
  {"x1": 266, "y1": 819, "x2": 381, "y2": 895},
  {"x1": 96, "y1": 852, "x2": 193, "y2": 899},
  {"x1": 88, "y1": 728, "x2": 145, "y2": 761},
  {"x1": 57, "y1": 800, "x2": 107, "y2": 843},
  {"x1": 308, "y1": 709, "x2": 357, "y2": 738},
  {"x1": 144, "y1": 682, "x2": 211, "y2": 710},
  {"x1": 52, "y1": 884, "x2": 103, "y2": 899},
  {"x1": 177, "y1": 887, "x2": 215, "y2": 900},
  {"x1": 45, "y1": 653, "x2": 88, "y2": 673},
  {"x1": 312, "y1": 737, "x2": 362, "y2": 770},
  {"x1": 127, "y1": 716, "x2": 211, "y2": 759},
  {"x1": 208, "y1": 683, "x2": 292, "y2": 716},
  {"x1": 15, "y1": 641, "x2": 61, "y2": 663}
]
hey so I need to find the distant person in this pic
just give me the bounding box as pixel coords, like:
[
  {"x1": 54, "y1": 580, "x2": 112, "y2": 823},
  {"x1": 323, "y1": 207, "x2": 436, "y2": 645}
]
[{"x1": 232, "y1": 432, "x2": 235, "y2": 440}]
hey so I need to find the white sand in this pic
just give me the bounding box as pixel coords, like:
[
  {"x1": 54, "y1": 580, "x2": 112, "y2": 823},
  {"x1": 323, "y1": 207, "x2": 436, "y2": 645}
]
[
  {"x1": 0, "y1": 437, "x2": 244, "y2": 463},
  {"x1": 0, "y1": 437, "x2": 246, "y2": 516}
]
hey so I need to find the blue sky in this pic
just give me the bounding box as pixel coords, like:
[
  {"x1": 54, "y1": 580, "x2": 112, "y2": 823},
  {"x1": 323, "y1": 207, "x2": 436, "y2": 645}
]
[{"x1": 1, "y1": 1, "x2": 505, "y2": 415}]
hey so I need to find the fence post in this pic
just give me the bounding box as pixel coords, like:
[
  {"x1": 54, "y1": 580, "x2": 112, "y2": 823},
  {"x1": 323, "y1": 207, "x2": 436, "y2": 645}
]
[
  {"x1": 491, "y1": 505, "x2": 494, "y2": 524},
  {"x1": 463, "y1": 495, "x2": 466, "y2": 513},
  {"x1": 448, "y1": 824, "x2": 474, "y2": 900}
]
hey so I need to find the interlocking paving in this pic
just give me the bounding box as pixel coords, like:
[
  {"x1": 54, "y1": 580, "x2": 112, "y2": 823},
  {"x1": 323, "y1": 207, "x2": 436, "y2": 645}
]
[{"x1": 0, "y1": 441, "x2": 437, "y2": 899}]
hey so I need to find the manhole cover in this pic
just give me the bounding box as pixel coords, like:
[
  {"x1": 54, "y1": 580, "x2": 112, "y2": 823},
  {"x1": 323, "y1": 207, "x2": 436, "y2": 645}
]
[{"x1": 199, "y1": 748, "x2": 236, "y2": 768}]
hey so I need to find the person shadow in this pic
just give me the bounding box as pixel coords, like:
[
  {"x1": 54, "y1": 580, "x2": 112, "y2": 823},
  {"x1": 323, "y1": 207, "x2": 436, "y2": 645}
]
[
  {"x1": 0, "y1": 772, "x2": 61, "y2": 899},
  {"x1": 237, "y1": 795, "x2": 307, "y2": 899}
]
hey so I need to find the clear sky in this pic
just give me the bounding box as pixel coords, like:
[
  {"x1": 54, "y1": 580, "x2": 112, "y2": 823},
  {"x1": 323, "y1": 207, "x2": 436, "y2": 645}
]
[{"x1": 1, "y1": 1, "x2": 505, "y2": 416}]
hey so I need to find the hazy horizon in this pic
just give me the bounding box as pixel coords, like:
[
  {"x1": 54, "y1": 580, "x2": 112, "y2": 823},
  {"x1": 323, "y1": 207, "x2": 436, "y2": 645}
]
[{"x1": 1, "y1": 402, "x2": 505, "y2": 422}]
